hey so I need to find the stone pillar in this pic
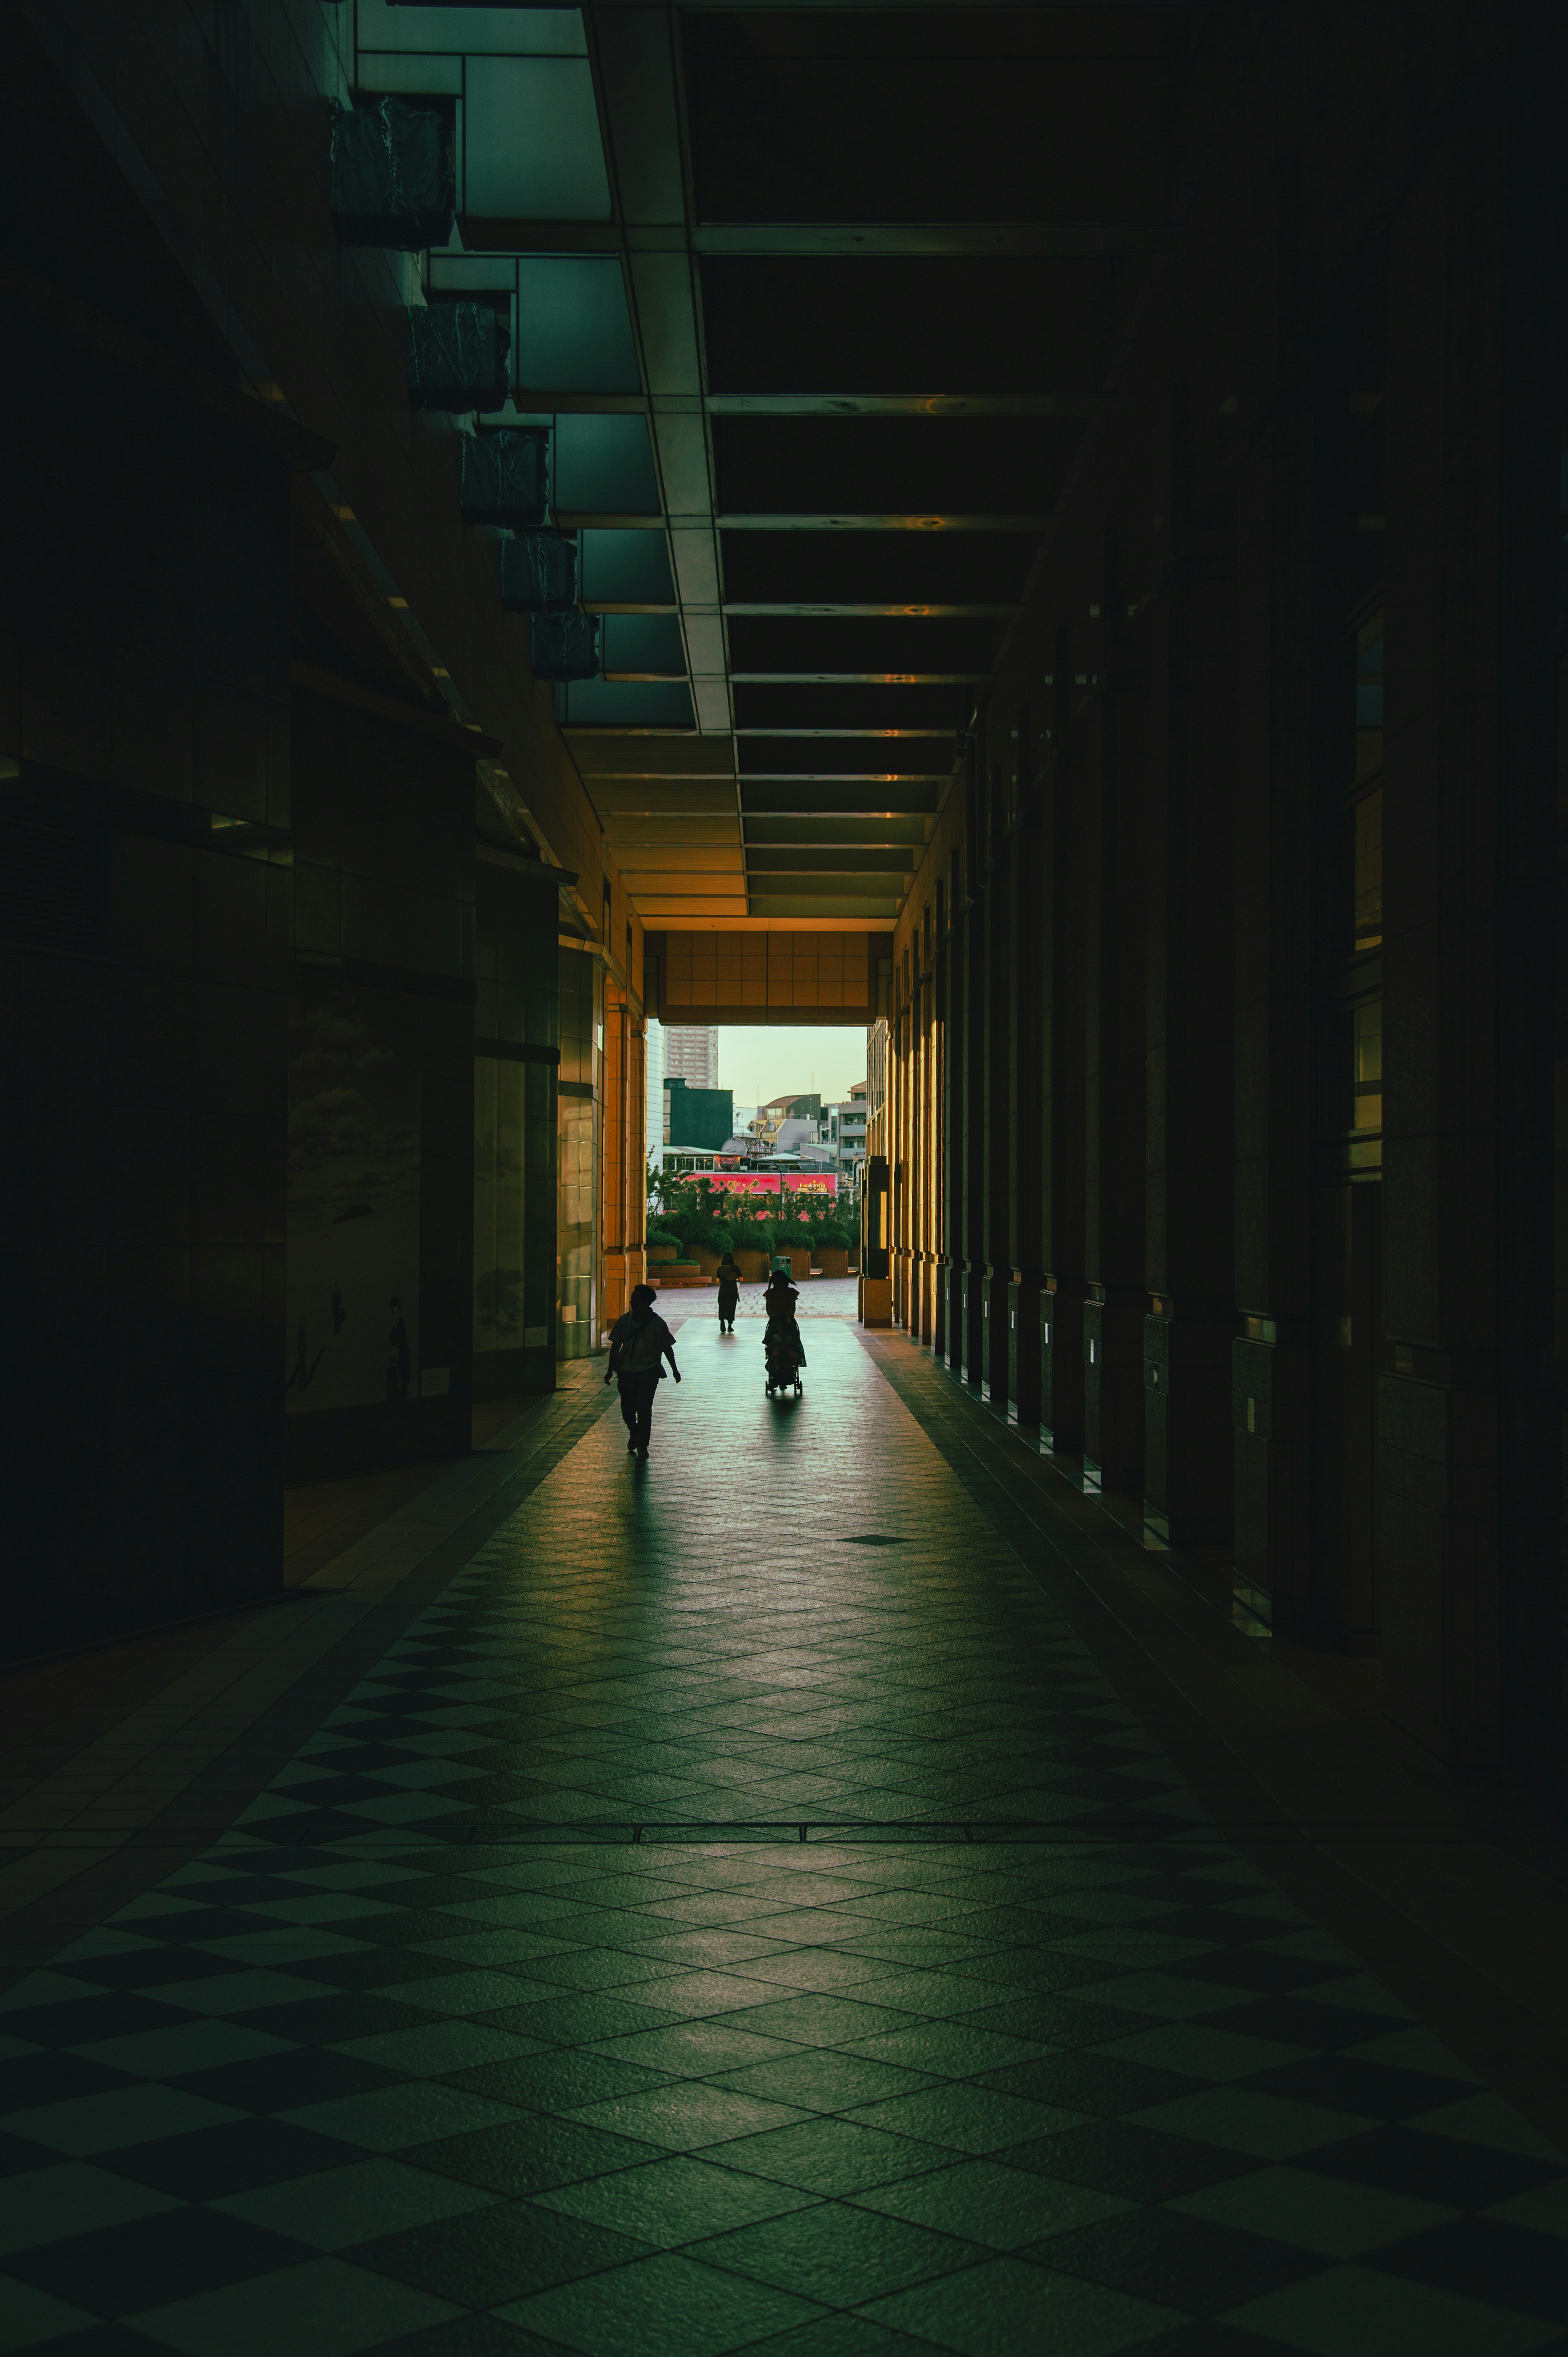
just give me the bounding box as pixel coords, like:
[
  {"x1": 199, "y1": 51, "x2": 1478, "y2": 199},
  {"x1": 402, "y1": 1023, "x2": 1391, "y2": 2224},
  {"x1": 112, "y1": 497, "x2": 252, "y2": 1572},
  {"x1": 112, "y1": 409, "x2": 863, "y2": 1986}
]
[
  {"x1": 1008, "y1": 702, "x2": 1044, "y2": 1428},
  {"x1": 943, "y1": 849, "x2": 966, "y2": 1372},
  {"x1": 961, "y1": 763, "x2": 988, "y2": 1384},
  {"x1": 1040, "y1": 644, "x2": 1087, "y2": 1455},
  {"x1": 1232, "y1": 405, "x2": 1315, "y2": 1625},
  {"x1": 1143, "y1": 443, "x2": 1236, "y2": 1549},
  {"x1": 982, "y1": 773, "x2": 1012, "y2": 1403},
  {"x1": 1378, "y1": 118, "x2": 1558, "y2": 1764},
  {"x1": 1082, "y1": 581, "x2": 1148, "y2": 1496}
]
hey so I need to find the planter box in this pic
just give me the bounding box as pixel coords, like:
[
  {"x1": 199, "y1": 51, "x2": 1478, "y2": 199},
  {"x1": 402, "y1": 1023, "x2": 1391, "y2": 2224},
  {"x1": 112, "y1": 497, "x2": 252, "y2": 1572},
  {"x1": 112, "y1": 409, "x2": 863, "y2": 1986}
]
[
  {"x1": 693, "y1": 1249, "x2": 722, "y2": 1277},
  {"x1": 817, "y1": 1247, "x2": 850, "y2": 1279},
  {"x1": 650, "y1": 1270, "x2": 709, "y2": 1290},
  {"x1": 647, "y1": 1244, "x2": 677, "y2": 1263},
  {"x1": 786, "y1": 1250, "x2": 811, "y2": 1282},
  {"x1": 735, "y1": 1250, "x2": 769, "y2": 1282}
]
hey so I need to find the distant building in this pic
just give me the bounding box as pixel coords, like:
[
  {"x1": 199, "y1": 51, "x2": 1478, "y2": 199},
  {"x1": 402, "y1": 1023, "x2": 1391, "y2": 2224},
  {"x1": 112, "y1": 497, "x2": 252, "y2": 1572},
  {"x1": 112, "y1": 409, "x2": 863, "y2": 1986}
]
[
  {"x1": 664, "y1": 1076, "x2": 734, "y2": 1152},
  {"x1": 662, "y1": 1027, "x2": 719, "y2": 1090},
  {"x1": 827, "y1": 1098, "x2": 869, "y2": 1194},
  {"x1": 644, "y1": 1020, "x2": 666, "y2": 1164}
]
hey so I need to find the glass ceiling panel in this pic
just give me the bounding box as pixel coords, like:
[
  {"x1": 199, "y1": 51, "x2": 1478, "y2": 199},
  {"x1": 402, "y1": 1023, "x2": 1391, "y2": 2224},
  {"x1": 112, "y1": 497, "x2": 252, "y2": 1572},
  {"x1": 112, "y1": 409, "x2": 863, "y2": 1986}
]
[
  {"x1": 465, "y1": 58, "x2": 610, "y2": 220},
  {"x1": 559, "y1": 680, "x2": 696, "y2": 728},
  {"x1": 356, "y1": 1, "x2": 586, "y2": 57},
  {"x1": 516, "y1": 258, "x2": 639, "y2": 391},
  {"x1": 581, "y1": 530, "x2": 676, "y2": 605},
  {"x1": 357, "y1": 52, "x2": 462, "y2": 94},
  {"x1": 555, "y1": 415, "x2": 661, "y2": 514}
]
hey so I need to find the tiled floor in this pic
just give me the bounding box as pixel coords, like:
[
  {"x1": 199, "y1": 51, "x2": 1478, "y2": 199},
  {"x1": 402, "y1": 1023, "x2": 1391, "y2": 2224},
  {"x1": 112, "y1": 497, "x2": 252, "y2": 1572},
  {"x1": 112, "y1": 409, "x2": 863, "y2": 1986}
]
[{"x1": 2, "y1": 1319, "x2": 1565, "y2": 2353}]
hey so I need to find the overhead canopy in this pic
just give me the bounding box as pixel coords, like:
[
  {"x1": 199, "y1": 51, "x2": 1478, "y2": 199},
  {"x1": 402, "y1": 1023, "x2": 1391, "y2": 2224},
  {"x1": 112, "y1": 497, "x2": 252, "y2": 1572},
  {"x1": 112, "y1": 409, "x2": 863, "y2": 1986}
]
[{"x1": 356, "y1": 2, "x2": 1174, "y2": 927}]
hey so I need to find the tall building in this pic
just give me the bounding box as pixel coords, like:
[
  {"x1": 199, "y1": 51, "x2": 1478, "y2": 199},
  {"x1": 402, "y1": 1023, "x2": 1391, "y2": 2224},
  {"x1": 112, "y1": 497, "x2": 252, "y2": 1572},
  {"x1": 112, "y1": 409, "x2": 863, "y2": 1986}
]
[
  {"x1": 661, "y1": 1026, "x2": 719, "y2": 1091},
  {"x1": 644, "y1": 1019, "x2": 666, "y2": 1165}
]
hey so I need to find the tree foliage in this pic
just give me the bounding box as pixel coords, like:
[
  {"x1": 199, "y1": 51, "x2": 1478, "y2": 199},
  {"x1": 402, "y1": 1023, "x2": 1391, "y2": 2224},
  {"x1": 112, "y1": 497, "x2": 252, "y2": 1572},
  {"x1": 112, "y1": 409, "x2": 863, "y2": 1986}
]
[{"x1": 647, "y1": 1168, "x2": 852, "y2": 1252}]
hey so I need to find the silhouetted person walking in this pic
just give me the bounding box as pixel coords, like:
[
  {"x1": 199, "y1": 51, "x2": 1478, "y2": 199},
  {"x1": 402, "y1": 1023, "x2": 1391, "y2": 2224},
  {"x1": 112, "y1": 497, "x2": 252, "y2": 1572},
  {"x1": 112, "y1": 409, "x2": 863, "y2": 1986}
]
[
  {"x1": 606, "y1": 1282, "x2": 680, "y2": 1460},
  {"x1": 716, "y1": 1251, "x2": 740, "y2": 1333}
]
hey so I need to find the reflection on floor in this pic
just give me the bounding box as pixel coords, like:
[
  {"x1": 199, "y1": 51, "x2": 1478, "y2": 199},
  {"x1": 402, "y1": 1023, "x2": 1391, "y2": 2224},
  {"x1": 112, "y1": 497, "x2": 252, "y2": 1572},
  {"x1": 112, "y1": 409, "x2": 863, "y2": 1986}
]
[{"x1": 1, "y1": 1321, "x2": 1565, "y2": 2353}]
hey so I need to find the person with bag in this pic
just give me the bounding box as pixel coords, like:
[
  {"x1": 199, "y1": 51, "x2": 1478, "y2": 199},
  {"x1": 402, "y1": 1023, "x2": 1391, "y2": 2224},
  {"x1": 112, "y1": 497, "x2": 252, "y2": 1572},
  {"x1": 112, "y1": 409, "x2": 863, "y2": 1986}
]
[
  {"x1": 716, "y1": 1251, "x2": 740, "y2": 1334},
  {"x1": 605, "y1": 1282, "x2": 681, "y2": 1460}
]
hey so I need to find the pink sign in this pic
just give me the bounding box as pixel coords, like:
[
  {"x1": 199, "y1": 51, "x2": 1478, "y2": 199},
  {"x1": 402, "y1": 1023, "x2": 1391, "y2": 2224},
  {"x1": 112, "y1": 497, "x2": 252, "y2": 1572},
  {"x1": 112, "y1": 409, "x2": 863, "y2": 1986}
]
[{"x1": 704, "y1": 1171, "x2": 837, "y2": 1199}]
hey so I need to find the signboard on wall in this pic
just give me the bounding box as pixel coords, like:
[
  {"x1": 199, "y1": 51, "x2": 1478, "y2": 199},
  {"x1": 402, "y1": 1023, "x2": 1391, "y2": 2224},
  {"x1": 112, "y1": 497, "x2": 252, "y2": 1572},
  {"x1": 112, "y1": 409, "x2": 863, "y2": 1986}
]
[
  {"x1": 285, "y1": 980, "x2": 422, "y2": 1414},
  {"x1": 706, "y1": 1171, "x2": 837, "y2": 1199}
]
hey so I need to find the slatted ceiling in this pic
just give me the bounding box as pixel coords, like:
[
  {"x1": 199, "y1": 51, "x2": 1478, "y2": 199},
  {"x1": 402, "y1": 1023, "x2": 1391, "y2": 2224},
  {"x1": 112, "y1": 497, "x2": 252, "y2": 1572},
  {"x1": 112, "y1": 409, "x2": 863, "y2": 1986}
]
[
  {"x1": 741, "y1": 782, "x2": 944, "y2": 817},
  {"x1": 747, "y1": 816, "x2": 930, "y2": 848},
  {"x1": 719, "y1": 533, "x2": 1037, "y2": 605},
  {"x1": 612, "y1": 847, "x2": 746, "y2": 875},
  {"x1": 680, "y1": 15, "x2": 1174, "y2": 223},
  {"x1": 700, "y1": 255, "x2": 1140, "y2": 397},
  {"x1": 713, "y1": 417, "x2": 1078, "y2": 518},
  {"x1": 747, "y1": 846, "x2": 913, "y2": 874},
  {"x1": 533, "y1": 9, "x2": 1170, "y2": 925},
  {"x1": 726, "y1": 617, "x2": 1006, "y2": 675},
  {"x1": 738, "y1": 737, "x2": 953, "y2": 775},
  {"x1": 734, "y1": 683, "x2": 969, "y2": 730},
  {"x1": 603, "y1": 816, "x2": 741, "y2": 847}
]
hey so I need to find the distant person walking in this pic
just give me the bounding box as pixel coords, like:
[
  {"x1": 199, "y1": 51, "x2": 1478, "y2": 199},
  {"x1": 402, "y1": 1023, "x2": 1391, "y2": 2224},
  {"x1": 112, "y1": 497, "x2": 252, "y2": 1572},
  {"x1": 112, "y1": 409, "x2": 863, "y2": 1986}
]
[
  {"x1": 605, "y1": 1282, "x2": 680, "y2": 1461},
  {"x1": 716, "y1": 1251, "x2": 740, "y2": 1333}
]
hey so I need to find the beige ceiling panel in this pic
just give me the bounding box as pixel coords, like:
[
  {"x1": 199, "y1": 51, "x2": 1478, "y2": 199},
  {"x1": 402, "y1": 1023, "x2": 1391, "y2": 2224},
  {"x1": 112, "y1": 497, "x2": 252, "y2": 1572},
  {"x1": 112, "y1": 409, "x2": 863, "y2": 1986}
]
[
  {"x1": 589, "y1": 781, "x2": 739, "y2": 816},
  {"x1": 651, "y1": 412, "x2": 713, "y2": 517},
  {"x1": 628, "y1": 250, "x2": 702, "y2": 394},
  {"x1": 633, "y1": 896, "x2": 751, "y2": 918},
  {"x1": 567, "y1": 734, "x2": 734, "y2": 777},
  {"x1": 614, "y1": 847, "x2": 746, "y2": 875},
  {"x1": 668, "y1": 528, "x2": 722, "y2": 608},
  {"x1": 605, "y1": 815, "x2": 742, "y2": 847},
  {"x1": 692, "y1": 679, "x2": 734, "y2": 733},
  {"x1": 682, "y1": 613, "x2": 729, "y2": 677}
]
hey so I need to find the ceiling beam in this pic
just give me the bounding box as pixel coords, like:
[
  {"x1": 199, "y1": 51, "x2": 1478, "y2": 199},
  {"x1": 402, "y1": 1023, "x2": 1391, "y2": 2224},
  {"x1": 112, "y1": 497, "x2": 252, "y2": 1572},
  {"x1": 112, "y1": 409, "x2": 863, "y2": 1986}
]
[
  {"x1": 590, "y1": 7, "x2": 731, "y2": 742},
  {"x1": 718, "y1": 513, "x2": 1053, "y2": 531},
  {"x1": 515, "y1": 392, "x2": 1096, "y2": 418},
  {"x1": 464, "y1": 219, "x2": 1157, "y2": 259},
  {"x1": 729, "y1": 671, "x2": 990, "y2": 685},
  {"x1": 722, "y1": 603, "x2": 1017, "y2": 618}
]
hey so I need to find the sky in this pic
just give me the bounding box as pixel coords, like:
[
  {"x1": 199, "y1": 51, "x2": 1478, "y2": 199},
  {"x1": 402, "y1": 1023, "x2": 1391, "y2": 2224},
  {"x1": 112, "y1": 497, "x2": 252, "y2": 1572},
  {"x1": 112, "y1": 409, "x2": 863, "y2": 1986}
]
[{"x1": 716, "y1": 1025, "x2": 867, "y2": 1111}]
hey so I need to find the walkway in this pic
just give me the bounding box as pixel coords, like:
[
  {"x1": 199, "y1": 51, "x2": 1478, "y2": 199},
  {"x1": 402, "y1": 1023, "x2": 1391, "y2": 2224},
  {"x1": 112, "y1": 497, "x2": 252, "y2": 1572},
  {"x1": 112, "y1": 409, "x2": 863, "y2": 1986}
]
[{"x1": 1, "y1": 1322, "x2": 1566, "y2": 2353}]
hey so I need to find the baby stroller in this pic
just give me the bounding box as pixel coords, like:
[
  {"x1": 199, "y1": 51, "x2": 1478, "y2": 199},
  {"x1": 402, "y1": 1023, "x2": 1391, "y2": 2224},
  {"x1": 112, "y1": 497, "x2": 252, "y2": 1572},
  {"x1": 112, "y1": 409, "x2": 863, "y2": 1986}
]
[{"x1": 764, "y1": 1308, "x2": 806, "y2": 1397}]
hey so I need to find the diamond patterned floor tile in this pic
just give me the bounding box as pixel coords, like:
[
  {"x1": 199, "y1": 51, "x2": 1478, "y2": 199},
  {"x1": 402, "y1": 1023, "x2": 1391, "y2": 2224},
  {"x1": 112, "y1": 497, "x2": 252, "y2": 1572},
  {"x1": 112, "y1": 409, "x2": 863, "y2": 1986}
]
[{"x1": 5, "y1": 1323, "x2": 1564, "y2": 2354}]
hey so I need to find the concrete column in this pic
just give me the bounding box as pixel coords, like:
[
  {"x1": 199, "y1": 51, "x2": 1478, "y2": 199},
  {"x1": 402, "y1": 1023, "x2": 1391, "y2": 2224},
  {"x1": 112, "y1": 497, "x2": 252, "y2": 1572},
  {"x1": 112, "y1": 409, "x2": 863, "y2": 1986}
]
[
  {"x1": 1378, "y1": 121, "x2": 1556, "y2": 1764},
  {"x1": 1143, "y1": 448, "x2": 1237, "y2": 1549},
  {"x1": 961, "y1": 762, "x2": 988, "y2": 1384},
  {"x1": 1039, "y1": 646, "x2": 1086, "y2": 1455},
  {"x1": 942, "y1": 851, "x2": 966, "y2": 1372},
  {"x1": 982, "y1": 806, "x2": 1012, "y2": 1404},
  {"x1": 1232, "y1": 408, "x2": 1315, "y2": 1624},
  {"x1": 1082, "y1": 585, "x2": 1148, "y2": 1496},
  {"x1": 1008, "y1": 704, "x2": 1044, "y2": 1429}
]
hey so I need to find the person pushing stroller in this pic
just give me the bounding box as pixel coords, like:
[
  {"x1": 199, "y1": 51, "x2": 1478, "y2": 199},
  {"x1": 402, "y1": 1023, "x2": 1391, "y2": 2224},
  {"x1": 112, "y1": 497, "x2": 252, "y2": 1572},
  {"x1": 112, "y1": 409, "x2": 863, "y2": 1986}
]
[{"x1": 762, "y1": 1268, "x2": 806, "y2": 1395}]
